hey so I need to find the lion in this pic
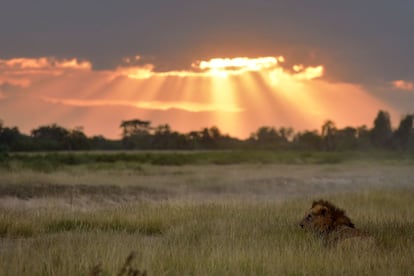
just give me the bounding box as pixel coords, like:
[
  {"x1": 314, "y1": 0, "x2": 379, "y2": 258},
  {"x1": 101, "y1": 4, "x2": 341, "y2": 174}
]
[{"x1": 299, "y1": 200, "x2": 375, "y2": 248}]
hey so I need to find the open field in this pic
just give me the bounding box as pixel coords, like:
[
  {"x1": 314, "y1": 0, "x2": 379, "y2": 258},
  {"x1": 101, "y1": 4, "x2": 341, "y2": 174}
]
[{"x1": 0, "y1": 151, "x2": 413, "y2": 275}]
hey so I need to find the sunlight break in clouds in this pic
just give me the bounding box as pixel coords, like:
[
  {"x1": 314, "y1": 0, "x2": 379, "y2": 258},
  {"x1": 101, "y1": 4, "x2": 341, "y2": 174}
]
[
  {"x1": 115, "y1": 64, "x2": 154, "y2": 80},
  {"x1": 292, "y1": 65, "x2": 324, "y2": 80},
  {"x1": 114, "y1": 56, "x2": 321, "y2": 80},
  {"x1": 0, "y1": 55, "x2": 400, "y2": 139},
  {"x1": 195, "y1": 56, "x2": 280, "y2": 77},
  {"x1": 392, "y1": 80, "x2": 414, "y2": 91},
  {"x1": 113, "y1": 56, "x2": 283, "y2": 79}
]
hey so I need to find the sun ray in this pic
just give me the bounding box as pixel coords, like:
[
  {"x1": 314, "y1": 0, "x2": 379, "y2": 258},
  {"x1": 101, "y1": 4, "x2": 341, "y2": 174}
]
[
  {"x1": 1, "y1": 55, "x2": 406, "y2": 139},
  {"x1": 207, "y1": 73, "x2": 245, "y2": 135},
  {"x1": 266, "y1": 71, "x2": 326, "y2": 128}
]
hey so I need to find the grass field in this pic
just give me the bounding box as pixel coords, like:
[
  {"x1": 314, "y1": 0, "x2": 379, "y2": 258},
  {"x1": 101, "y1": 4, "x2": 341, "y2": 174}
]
[{"x1": 0, "y1": 151, "x2": 413, "y2": 275}]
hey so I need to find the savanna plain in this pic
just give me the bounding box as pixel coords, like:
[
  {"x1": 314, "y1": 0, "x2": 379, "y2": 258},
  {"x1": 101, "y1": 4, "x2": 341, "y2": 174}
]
[{"x1": 0, "y1": 151, "x2": 413, "y2": 275}]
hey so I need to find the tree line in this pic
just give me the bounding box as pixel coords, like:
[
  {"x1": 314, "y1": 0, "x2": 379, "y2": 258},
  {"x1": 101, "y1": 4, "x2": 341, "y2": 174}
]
[{"x1": 0, "y1": 110, "x2": 413, "y2": 152}]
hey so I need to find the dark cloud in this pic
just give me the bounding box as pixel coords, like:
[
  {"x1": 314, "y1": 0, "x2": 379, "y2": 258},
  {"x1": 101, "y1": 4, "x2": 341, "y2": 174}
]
[{"x1": 1, "y1": 1, "x2": 414, "y2": 84}]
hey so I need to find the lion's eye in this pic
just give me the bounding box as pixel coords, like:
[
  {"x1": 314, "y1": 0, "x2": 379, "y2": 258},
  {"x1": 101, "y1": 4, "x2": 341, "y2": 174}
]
[{"x1": 306, "y1": 214, "x2": 312, "y2": 220}]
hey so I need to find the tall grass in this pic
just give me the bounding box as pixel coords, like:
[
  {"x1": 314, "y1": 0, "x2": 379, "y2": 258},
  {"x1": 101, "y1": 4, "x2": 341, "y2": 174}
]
[
  {"x1": 1, "y1": 153, "x2": 413, "y2": 274},
  {"x1": 0, "y1": 190, "x2": 413, "y2": 275}
]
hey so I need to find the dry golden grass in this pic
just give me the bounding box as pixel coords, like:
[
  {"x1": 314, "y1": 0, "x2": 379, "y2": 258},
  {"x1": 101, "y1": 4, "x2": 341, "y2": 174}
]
[
  {"x1": 0, "y1": 189, "x2": 413, "y2": 275},
  {"x1": 0, "y1": 161, "x2": 413, "y2": 275}
]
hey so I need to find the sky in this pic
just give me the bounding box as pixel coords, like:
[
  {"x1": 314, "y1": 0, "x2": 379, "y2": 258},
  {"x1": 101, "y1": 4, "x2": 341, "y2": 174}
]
[{"x1": 1, "y1": 1, "x2": 414, "y2": 139}]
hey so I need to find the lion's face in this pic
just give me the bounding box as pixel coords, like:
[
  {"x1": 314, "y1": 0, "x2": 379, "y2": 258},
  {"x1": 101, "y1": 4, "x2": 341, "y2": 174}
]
[{"x1": 300, "y1": 203, "x2": 333, "y2": 234}]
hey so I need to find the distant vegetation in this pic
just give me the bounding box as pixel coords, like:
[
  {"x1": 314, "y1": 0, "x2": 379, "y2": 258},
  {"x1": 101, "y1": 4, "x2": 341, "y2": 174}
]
[
  {"x1": 1, "y1": 110, "x2": 413, "y2": 152},
  {"x1": 1, "y1": 110, "x2": 413, "y2": 274}
]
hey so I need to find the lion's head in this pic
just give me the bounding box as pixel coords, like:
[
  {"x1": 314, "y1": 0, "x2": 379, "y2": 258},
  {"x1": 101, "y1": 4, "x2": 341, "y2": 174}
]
[{"x1": 299, "y1": 200, "x2": 354, "y2": 234}]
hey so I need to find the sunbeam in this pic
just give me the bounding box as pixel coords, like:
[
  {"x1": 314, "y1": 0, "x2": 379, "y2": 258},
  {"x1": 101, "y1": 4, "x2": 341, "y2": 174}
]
[{"x1": 0, "y1": 55, "x2": 405, "y2": 138}]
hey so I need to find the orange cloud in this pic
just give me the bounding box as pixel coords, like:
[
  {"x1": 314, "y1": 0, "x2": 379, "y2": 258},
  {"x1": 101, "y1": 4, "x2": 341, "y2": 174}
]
[
  {"x1": 292, "y1": 65, "x2": 324, "y2": 80},
  {"x1": 0, "y1": 78, "x2": 32, "y2": 88},
  {"x1": 115, "y1": 64, "x2": 154, "y2": 80},
  {"x1": 392, "y1": 80, "x2": 414, "y2": 91},
  {"x1": 0, "y1": 57, "x2": 91, "y2": 71},
  {"x1": 41, "y1": 97, "x2": 243, "y2": 113},
  {"x1": 114, "y1": 55, "x2": 324, "y2": 81},
  {"x1": 196, "y1": 56, "x2": 278, "y2": 77},
  {"x1": 0, "y1": 57, "x2": 92, "y2": 88}
]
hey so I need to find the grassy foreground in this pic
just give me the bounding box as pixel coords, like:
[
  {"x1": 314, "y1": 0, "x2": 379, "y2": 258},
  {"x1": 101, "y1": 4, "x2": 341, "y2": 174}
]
[{"x1": 0, "y1": 189, "x2": 413, "y2": 275}]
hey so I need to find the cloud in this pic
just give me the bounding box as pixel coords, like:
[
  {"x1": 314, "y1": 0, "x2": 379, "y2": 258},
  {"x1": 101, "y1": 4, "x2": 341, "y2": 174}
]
[
  {"x1": 114, "y1": 64, "x2": 155, "y2": 80},
  {"x1": 113, "y1": 55, "x2": 324, "y2": 80},
  {"x1": 41, "y1": 97, "x2": 244, "y2": 113},
  {"x1": 2, "y1": 1, "x2": 414, "y2": 87},
  {"x1": 0, "y1": 57, "x2": 91, "y2": 70},
  {"x1": 0, "y1": 57, "x2": 92, "y2": 88},
  {"x1": 195, "y1": 56, "x2": 279, "y2": 77},
  {"x1": 392, "y1": 80, "x2": 414, "y2": 91},
  {"x1": 292, "y1": 65, "x2": 324, "y2": 80},
  {"x1": 0, "y1": 78, "x2": 31, "y2": 88}
]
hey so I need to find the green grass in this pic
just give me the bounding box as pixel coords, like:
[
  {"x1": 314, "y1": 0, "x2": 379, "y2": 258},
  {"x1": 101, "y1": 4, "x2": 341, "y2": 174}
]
[
  {"x1": 0, "y1": 190, "x2": 413, "y2": 275},
  {"x1": 2, "y1": 150, "x2": 414, "y2": 172}
]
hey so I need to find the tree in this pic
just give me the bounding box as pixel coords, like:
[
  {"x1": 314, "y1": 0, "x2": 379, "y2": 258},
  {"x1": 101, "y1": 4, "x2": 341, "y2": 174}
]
[
  {"x1": 278, "y1": 127, "x2": 294, "y2": 143},
  {"x1": 89, "y1": 135, "x2": 123, "y2": 150},
  {"x1": 120, "y1": 119, "x2": 152, "y2": 137},
  {"x1": 66, "y1": 127, "x2": 90, "y2": 150},
  {"x1": 294, "y1": 130, "x2": 322, "y2": 150},
  {"x1": 370, "y1": 110, "x2": 392, "y2": 148},
  {"x1": 0, "y1": 124, "x2": 22, "y2": 152},
  {"x1": 31, "y1": 124, "x2": 69, "y2": 141},
  {"x1": 249, "y1": 126, "x2": 294, "y2": 149},
  {"x1": 31, "y1": 124, "x2": 70, "y2": 150},
  {"x1": 321, "y1": 120, "x2": 337, "y2": 151},
  {"x1": 255, "y1": 127, "x2": 279, "y2": 144},
  {"x1": 356, "y1": 125, "x2": 371, "y2": 149},
  {"x1": 392, "y1": 114, "x2": 413, "y2": 150},
  {"x1": 152, "y1": 124, "x2": 187, "y2": 149},
  {"x1": 199, "y1": 127, "x2": 222, "y2": 149},
  {"x1": 186, "y1": 131, "x2": 202, "y2": 149},
  {"x1": 120, "y1": 119, "x2": 153, "y2": 149},
  {"x1": 335, "y1": 127, "x2": 358, "y2": 150}
]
